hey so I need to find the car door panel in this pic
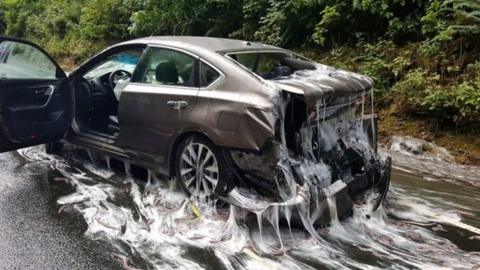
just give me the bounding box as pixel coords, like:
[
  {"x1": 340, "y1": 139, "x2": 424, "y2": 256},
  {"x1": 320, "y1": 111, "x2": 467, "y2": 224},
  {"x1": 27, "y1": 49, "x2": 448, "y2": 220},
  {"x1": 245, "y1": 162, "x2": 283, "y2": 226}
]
[
  {"x1": 2, "y1": 79, "x2": 69, "y2": 140},
  {"x1": 115, "y1": 46, "x2": 202, "y2": 169},
  {"x1": 116, "y1": 83, "x2": 198, "y2": 167},
  {"x1": 0, "y1": 37, "x2": 70, "y2": 153}
]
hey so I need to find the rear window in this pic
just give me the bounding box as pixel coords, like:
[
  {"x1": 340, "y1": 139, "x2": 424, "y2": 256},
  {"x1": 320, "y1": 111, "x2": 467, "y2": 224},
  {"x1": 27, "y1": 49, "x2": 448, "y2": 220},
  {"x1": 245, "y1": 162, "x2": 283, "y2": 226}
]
[
  {"x1": 227, "y1": 51, "x2": 315, "y2": 80},
  {"x1": 234, "y1": 53, "x2": 256, "y2": 70}
]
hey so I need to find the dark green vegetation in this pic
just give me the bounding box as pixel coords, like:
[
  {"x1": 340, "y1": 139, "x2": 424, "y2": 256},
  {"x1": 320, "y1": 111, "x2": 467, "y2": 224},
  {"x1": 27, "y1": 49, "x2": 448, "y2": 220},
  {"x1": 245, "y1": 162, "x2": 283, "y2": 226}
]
[{"x1": 1, "y1": 0, "x2": 479, "y2": 163}]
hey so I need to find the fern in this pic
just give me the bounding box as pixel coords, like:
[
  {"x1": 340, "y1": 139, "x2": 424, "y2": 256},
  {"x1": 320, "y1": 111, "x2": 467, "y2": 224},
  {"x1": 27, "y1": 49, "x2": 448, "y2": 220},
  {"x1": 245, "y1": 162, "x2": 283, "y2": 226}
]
[{"x1": 428, "y1": 0, "x2": 480, "y2": 39}]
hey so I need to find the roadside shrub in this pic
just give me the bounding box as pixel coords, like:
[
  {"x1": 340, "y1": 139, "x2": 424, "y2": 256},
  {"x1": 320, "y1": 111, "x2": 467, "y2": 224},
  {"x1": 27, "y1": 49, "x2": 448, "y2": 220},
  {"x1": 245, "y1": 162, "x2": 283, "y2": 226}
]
[
  {"x1": 320, "y1": 40, "x2": 409, "y2": 94},
  {"x1": 422, "y1": 80, "x2": 480, "y2": 124},
  {"x1": 422, "y1": 0, "x2": 480, "y2": 43},
  {"x1": 80, "y1": 0, "x2": 139, "y2": 40},
  {"x1": 392, "y1": 69, "x2": 436, "y2": 108}
]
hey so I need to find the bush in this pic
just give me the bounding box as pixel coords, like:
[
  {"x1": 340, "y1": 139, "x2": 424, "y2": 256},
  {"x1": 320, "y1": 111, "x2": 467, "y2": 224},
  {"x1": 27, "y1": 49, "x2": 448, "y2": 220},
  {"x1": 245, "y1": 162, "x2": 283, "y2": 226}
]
[
  {"x1": 422, "y1": 80, "x2": 480, "y2": 123},
  {"x1": 80, "y1": 0, "x2": 139, "y2": 40},
  {"x1": 0, "y1": 0, "x2": 479, "y2": 125},
  {"x1": 392, "y1": 69, "x2": 437, "y2": 107}
]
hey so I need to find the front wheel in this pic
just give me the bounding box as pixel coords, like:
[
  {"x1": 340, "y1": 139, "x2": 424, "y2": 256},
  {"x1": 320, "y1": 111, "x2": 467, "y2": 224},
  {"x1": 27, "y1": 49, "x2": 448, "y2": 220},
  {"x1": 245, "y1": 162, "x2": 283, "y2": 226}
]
[{"x1": 175, "y1": 136, "x2": 232, "y2": 199}]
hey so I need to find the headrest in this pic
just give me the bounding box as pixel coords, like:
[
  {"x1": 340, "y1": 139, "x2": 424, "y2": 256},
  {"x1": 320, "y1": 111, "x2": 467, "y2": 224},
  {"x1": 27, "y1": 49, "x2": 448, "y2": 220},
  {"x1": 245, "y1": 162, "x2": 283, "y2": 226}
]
[
  {"x1": 155, "y1": 61, "x2": 178, "y2": 84},
  {"x1": 273, "y1": 65, "x2": 292, "y2": 77},
  {"x1": 282, "y1": 57, "x2": 316, "y2": 71}
]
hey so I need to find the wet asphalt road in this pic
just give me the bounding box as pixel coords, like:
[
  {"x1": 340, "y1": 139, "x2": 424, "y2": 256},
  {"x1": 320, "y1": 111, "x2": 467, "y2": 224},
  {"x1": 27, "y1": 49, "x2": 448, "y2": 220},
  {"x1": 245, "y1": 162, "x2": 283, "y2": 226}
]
[
  {"x1": 1, "y1": 146, "x2": 480, "y2": 269},
  {"x1": 0, "y1": 151, "x2": 119, "y2": 270}
]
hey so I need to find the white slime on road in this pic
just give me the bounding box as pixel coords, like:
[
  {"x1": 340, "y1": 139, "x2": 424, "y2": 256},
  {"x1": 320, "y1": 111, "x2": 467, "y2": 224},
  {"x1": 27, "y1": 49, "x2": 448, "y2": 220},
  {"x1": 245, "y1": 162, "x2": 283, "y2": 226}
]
[
  {"x1": 17, "y1": 146, "x2": 480, "y2": 270},
  {"x1": 382, "y1": 136, "x2": 480, "y2": 187}
]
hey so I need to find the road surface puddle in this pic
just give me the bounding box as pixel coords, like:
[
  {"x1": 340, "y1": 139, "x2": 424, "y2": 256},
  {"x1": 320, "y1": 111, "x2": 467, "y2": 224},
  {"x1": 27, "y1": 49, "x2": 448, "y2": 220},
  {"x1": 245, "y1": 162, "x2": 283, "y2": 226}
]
[{"x1": 17, "y1": 146, "x2": 480, "y2": 269}]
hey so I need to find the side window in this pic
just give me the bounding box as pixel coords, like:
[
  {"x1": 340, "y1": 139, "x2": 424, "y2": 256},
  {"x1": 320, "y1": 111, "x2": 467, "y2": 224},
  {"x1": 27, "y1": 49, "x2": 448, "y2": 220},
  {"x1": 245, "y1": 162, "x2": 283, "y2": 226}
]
[
  {"x1": 0, "y1": 40, "x2": 59, "y2": 79},
  {"x1": 200, "y1": 61, "x2": 220, "y2": 87},
  {"x1": 133, "y1": 47, "x2": 198, "y2": 87}
]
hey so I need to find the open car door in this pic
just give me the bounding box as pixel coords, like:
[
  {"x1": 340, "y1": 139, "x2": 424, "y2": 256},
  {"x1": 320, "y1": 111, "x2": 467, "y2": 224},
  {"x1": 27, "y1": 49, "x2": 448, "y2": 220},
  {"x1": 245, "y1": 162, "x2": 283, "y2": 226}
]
[{"x1": 0, "y1": 36, "x2": 70, "y2": 152}]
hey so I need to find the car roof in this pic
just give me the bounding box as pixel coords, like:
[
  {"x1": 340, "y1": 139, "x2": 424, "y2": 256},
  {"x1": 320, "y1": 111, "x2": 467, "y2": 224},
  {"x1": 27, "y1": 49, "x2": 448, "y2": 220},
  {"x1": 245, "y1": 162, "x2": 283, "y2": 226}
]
[{"x1": 121, "y1": 36, "x2": 281, "y2": 53}]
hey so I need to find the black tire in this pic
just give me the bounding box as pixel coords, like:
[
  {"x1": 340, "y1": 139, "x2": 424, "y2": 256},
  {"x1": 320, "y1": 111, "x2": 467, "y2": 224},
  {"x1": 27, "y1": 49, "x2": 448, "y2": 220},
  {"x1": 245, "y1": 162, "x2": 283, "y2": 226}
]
[
  {"x1": 175, "y1": 136, "x2": 233, "y2": 199},
  {"x1": 45, "y1": 141, "x2": 63, "y2": 155}
]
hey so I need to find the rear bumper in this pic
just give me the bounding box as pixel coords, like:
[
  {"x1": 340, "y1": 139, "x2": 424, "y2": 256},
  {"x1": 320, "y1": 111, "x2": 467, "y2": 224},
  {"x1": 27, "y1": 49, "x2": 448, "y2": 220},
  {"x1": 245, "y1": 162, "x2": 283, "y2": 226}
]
[
  {"x1": 347, "y1": 156, "x2": 392, "y2": 210},
  {"x1": 305, "y1": 155, "x2": 391, "y2": 226},
  {"x1": 224, "y1": 156, "x2": 392, "y2": 228}
]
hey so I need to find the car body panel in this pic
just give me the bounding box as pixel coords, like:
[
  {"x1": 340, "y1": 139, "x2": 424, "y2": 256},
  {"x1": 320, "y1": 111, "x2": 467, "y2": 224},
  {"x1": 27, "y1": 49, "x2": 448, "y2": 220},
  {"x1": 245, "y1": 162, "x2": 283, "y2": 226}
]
[
  {"x1": 105, "y1": 37, "x2": 373, "y2": 154},
  {"x1": 193, "y1": 86, "x2": 277, "y2": 151},
  {"x1": 92, "y1": 38, "x2": 286, "y2": 174},
  {"x1": 116, "y1": 83, "x2": 199, "y2": 167},
  {"x1": 119, "y1": 36, "x2": 280, "y2": 53}
]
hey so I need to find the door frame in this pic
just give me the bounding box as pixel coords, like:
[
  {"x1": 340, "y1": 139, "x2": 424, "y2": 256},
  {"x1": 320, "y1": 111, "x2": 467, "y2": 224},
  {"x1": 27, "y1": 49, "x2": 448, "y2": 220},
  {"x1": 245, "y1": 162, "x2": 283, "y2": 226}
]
[{"x1": 66, "y1": 43, "x2": 148, "y2": 145}]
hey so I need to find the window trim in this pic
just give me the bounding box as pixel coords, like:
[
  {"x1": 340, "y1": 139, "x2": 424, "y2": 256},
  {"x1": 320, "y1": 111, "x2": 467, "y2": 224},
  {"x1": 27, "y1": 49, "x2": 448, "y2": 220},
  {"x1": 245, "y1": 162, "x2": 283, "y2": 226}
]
[
  {"x1": 131, "y1": 44, "x2": 225, "y2": 90},
  {"x1": 223, "y1": 51, "x2": 266, "y2": 82},
  {"x1": 224, "y1": 49, "x2": 315, "y2": 82},
  {"x1": 199, "y1": 59, "x2": 224, "y2": 90},
  {"x1": 224, "y1": 49, "x2": 313, "y2": 62}
]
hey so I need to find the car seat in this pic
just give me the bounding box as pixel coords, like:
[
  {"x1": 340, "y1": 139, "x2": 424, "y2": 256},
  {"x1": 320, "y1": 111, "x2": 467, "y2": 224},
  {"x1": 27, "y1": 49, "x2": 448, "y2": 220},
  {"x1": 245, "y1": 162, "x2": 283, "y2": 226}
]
[{"x1": 156, "y1": 61, "x2": 179, "y2": 85}]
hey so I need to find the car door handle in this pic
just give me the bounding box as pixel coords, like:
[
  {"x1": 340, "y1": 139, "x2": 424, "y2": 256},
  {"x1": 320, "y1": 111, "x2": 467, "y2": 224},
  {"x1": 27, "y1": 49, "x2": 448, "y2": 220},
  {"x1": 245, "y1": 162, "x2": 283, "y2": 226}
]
[
  {"x1": 34, "y1": 85, "x2": 54, "y2": 96},
  {"x1": 10, "y1": 85, "x2": 56, "y2": 112},
  {"x1": 167, "y1": 100, "x2": 189, "y2": 110}
]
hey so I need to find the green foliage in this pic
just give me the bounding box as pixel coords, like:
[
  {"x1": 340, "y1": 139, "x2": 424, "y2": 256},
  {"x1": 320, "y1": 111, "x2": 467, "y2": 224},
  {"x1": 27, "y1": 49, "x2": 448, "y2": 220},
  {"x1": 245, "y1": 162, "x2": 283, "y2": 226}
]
[
  {"x1": 129, "y1": 0, "x2": 244, "y2": 38},
  {"x1": 421, "y1": 79, "x2": 480, "y2": 124},
  {"x1": 354, "y1": 41, "x2": 399, "y2": 93},
  {"x1": 389, "y1": 57, "x2": 480, "y2": 125},
  {"x1": 232, "y1": 0, "x2": 269, "y2": 40},
  {"x1": 0, "y1": 0, "x2": 433, "y2": 50},
  {"x1": 80, "y1": 0, "x2": 139, "y2": 40},
  {"x1": 321, "y1": 40, "x2": 414, "y2": 94},
  {"x1": 423, "y1": 0, "x2": 480, "y2": 41},
  {"x1": 312, "y1": 5, "x2": 341, "y2": 46},
  {"x1": 1, "y1": 0, "x2": 479, "y2": 125},
  {"x1": 392, "y1": 69, "x2": 438, "y2": 107}
]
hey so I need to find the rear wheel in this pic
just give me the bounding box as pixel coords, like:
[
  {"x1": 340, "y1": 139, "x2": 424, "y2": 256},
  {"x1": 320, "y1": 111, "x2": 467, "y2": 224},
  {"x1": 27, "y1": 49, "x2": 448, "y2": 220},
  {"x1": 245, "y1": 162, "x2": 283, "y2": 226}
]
[{"x1": 175, "y1": 136, "x2": 232, "y2": 199}]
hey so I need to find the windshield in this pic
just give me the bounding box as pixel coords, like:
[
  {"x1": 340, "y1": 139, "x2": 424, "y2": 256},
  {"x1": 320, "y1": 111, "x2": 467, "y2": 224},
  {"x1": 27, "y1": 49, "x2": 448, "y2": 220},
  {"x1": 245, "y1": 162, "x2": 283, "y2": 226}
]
[
  {"x1": 226, "y1": 51, "x2": 316, "y2": 80},
  {"x1": 85, "y1": 50, "x2": 142, "y2": 79}
]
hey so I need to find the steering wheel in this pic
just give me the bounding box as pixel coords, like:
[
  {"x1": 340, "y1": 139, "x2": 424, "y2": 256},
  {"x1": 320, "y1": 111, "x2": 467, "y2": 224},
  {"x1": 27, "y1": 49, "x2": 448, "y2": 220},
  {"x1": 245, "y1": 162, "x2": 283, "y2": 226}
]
[{"x1": 109, "y1": 69, "x2": 132, "y2": 89}]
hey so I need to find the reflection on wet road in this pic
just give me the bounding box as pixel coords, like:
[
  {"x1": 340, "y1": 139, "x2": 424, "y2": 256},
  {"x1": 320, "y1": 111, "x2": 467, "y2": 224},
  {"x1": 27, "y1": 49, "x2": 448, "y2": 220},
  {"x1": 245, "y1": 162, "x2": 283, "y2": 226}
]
[
  {"x1": 0, "y1": 150, "x2": 119, "y2": 269},
  {"x1": 4, "y1": 146, "x2": 480, "y2": 269}
]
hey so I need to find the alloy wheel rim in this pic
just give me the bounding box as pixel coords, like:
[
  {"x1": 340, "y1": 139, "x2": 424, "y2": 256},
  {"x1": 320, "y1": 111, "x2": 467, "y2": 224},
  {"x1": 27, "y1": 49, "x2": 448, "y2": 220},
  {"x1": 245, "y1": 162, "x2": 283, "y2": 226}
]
[{"x1": 179, "y1": 142, "x2": 219, "y2": 197}]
